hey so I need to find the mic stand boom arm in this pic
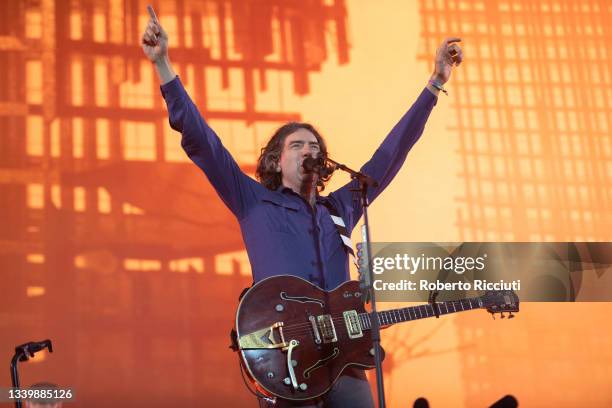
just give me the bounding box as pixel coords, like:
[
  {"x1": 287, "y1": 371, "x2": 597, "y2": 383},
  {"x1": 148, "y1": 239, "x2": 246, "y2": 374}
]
[{"x1": 325, "y1": 158, "x2": 378, "y2": 189}]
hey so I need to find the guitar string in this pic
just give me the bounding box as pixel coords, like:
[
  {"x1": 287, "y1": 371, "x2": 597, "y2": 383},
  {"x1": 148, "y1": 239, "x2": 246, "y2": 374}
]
[
  {"x1": 280, "y1": 316, "x2": 371, "y2": 337},
  {"x1": 280, "y1": 308, "x2": 451, "y2": 336},
  {"x1": 247, "y1": 308, "x2": 499, "y2": 349},
  {"x1": 280, "y1": 311, "x2": 481, "y2": 339},
  {"x1": 246, "y1": 300, "x2": 486, "y2": 341},
  {"x1": 280, "y1": 310, "x2": 423, "y2": 331},
  {"x1": 280, "y1": 314, "x2": 394, "y2": 333},
  {"x1": 247, "y1": 297, "x2": 482, "y2": 335},
  {"x1": 281, "y1": 313, "x2": 427, "y2": 335},
  {"x1": 280, "y1": 306, "x2": 475, "y2": 338},
  {"x1": 280, "y1": 308, "x2": 463, "y2": 333},
  {"x1": 281, "y1": 317, "x2": 404, "y2": 338},
  {"x1": 278, "y1": 302, "x2": 474, "y2": 332}
]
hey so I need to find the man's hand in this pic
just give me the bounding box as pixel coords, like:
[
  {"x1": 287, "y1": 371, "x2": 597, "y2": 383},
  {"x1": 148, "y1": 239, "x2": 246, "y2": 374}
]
[
  {"x1": 141, "y1": 5, "x2": 168, "y2": 63},
  {"x1": 431, "y1": 37, "x2": 463, "y2": 85}
]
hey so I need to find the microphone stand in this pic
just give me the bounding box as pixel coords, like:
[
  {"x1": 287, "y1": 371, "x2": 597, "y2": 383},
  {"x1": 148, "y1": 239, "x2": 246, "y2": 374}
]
[
  {"x1": 326, "y1": 157, "x2": 387, "y2": 408},
  {"x1": 10, "y1": 340, "x2": 53, "y2": 408}
]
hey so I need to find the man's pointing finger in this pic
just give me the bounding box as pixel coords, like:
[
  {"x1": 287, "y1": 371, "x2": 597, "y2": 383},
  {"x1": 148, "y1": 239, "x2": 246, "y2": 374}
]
[
  {"x1": 445, "y1": 37, "x2": 462, "y2": 45},
  {"x1": 146, "y1": 5, "x2": 158, "y2": 22}
]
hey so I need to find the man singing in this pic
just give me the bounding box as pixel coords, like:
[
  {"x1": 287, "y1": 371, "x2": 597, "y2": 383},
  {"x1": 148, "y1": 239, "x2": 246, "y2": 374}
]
[{"x1": 142, "y1": 5, "x2": 462, "y2": 408}]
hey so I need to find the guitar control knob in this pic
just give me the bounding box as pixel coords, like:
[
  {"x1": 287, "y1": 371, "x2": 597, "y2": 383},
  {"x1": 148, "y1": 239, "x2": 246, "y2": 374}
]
[
  {"x1": 291, "y1": 359, "x2": 297, "y2": 367},
  {"x1": 369, "y1": 347, "x2": 375, "y2": 356},
  {"x1": 299, "y1": 383, "x2": 308, "y2": 391},
  {"x1": 267, "y1": 372, "x2": 274, "y2": 379},
  {"x1": 275, "y1": 304, "x2": 284, "y2": 312},
  {"x1": 283, "y1": 377, "x2": 291, "y2": 385}
]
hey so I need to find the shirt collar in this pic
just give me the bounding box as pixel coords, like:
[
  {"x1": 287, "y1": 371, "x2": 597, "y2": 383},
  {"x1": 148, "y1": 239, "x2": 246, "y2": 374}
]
[{"x1": 275, "y1": 185, "x2": 328, "y2": 204}]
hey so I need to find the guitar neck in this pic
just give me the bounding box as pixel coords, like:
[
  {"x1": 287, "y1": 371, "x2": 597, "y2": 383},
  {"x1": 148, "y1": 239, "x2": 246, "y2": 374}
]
[{"x1": 358, "y1": 298, "x2": 483, "y2": 330}]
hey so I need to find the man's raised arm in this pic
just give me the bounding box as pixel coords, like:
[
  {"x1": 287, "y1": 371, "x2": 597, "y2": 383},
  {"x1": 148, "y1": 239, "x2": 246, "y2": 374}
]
[
  {"x1": 330, "y1": 38, "x2": 464, "y2": 230},
  {"x1": 141, "y1": 5, "x2": 256, "y2": 219}
]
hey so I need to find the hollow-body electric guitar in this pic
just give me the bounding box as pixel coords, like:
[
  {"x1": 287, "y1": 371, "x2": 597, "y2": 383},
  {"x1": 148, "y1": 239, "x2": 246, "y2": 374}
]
[{"x1": 234, "y1": 275, "x2": 519, "y2": 401}]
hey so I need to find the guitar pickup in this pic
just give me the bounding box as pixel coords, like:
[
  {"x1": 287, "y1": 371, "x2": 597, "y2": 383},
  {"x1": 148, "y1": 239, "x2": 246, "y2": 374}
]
[
  {"x1": 343, "y1": 310, "x2": 363, "y2": 339},
  {"x1": 309, "y1": 315, "x2": 322, "y2": 344},
  {"x1": 316, "y1": 315, "x2": 338, "y2": 343}
]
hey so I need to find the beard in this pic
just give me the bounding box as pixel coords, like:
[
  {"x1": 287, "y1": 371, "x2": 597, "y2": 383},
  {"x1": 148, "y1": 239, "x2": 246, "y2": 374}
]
[{"x1": 299, "y1": 171, "x2": 318, "y2": 199}]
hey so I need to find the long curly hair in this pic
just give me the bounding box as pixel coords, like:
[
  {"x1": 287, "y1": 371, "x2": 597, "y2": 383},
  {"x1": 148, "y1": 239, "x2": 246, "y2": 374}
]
[{"x1": 256, "y1": 122, "x2": 334, "y2": 192}]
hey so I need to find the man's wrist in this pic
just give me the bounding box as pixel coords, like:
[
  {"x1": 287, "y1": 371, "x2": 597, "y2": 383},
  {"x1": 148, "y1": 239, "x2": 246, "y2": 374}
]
[
  {"x1": 154, "y1": 55, "x2": 176, "y2": 85},
  {"x1": 154, "y1": 55, "x2": 169, "y2": 68},
  {"x1": 430, "y1": 72, "x2": 446, "y2": 85},
  {"x1": 426, "y1": 82, "x2": 440, "y2": 97}
]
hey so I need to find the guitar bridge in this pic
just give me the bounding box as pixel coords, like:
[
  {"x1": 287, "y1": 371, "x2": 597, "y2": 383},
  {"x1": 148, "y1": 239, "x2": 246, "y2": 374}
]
[{"x1": 238, "y1": 322, "x2": 288, "y2": 349}]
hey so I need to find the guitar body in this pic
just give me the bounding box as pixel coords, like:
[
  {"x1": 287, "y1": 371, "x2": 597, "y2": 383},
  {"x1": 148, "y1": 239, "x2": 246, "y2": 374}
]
[
  {"x1": 235, "y1": 274, "x2": 519, "y2": 401},
  {"x1": 236, "y1": 275, "x2": 381, "y2": 401}
]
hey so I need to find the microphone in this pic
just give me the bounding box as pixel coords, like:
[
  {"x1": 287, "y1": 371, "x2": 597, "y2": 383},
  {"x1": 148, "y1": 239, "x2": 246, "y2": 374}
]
[
  {"x1": 15, "y1": 339, "x2": 53, "y2": 362},
  {"x1": 303, "y1": 156, "x2": 336, "y2": 178},
  {"x1": 302, "y1": 156, "x2": 325, "y2": 174}
]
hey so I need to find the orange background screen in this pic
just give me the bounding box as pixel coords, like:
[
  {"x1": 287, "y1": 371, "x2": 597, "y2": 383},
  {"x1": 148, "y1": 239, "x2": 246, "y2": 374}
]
[{"x1": 0, "y1": 1, "x2": 610, "y2": 407}]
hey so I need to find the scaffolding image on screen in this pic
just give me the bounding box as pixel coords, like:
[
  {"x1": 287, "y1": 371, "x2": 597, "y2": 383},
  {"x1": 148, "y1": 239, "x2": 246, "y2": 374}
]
[
  {"x1": 418, "y1": 1, "x2": 611, "y2": 406},
  {"x1": 419, "y1": 0, "x2": 610, "y2": 242},
  {"x1": 0, "y1": 1, "x2": 349, "y2": 406}
]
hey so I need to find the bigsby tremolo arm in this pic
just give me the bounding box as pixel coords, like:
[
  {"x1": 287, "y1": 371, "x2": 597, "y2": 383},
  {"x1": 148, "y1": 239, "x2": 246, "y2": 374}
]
[
  {"x1": 285, "y1": 339, "x2": 299, "y2": 390},
  {"x1": 238, "y1": 322, "x2": 288, "y2": 349},
  {"x1": 239, "y1": 322, "x2": 301, "y2": 391}
]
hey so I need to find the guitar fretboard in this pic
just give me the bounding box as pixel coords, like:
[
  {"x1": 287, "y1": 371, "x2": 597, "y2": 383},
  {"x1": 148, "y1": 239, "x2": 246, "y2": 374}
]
[{"x1": 358, "y1": 298, "x2": 482, "y2": 330}]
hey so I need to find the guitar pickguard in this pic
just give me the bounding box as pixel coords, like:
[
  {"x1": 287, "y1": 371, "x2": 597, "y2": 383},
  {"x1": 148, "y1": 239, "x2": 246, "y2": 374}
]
[
  {"x1": 302, "y1": 348, "x2": 340, "y2": 379},
  {"x1": 280, "y1": 292, "x2": 325, "y2": 308}
]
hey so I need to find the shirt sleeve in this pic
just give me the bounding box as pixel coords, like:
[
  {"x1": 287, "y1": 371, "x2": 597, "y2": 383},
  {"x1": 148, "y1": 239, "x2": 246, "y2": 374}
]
[
  {"x1": 160, "y1": 76, "x2": 258, "y2": 219},
  {"x1": 330, "y1": 87, "x2": 438, "y2": 232}
]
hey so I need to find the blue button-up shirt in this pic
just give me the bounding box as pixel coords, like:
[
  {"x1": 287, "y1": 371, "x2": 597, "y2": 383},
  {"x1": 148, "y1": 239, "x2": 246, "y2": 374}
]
[{"x1": 161, "y1": 77, "x2": 436, "y2": 289}]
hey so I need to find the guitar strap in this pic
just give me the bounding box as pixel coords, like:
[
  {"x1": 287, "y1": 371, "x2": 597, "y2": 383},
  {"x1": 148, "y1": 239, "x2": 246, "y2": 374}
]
[
  {"x1": 229, "y1": 328, "x2": 239, "y2": 352},
  {"x1": 321, "y1": 200, "x2": 358, "y2": 268}
]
